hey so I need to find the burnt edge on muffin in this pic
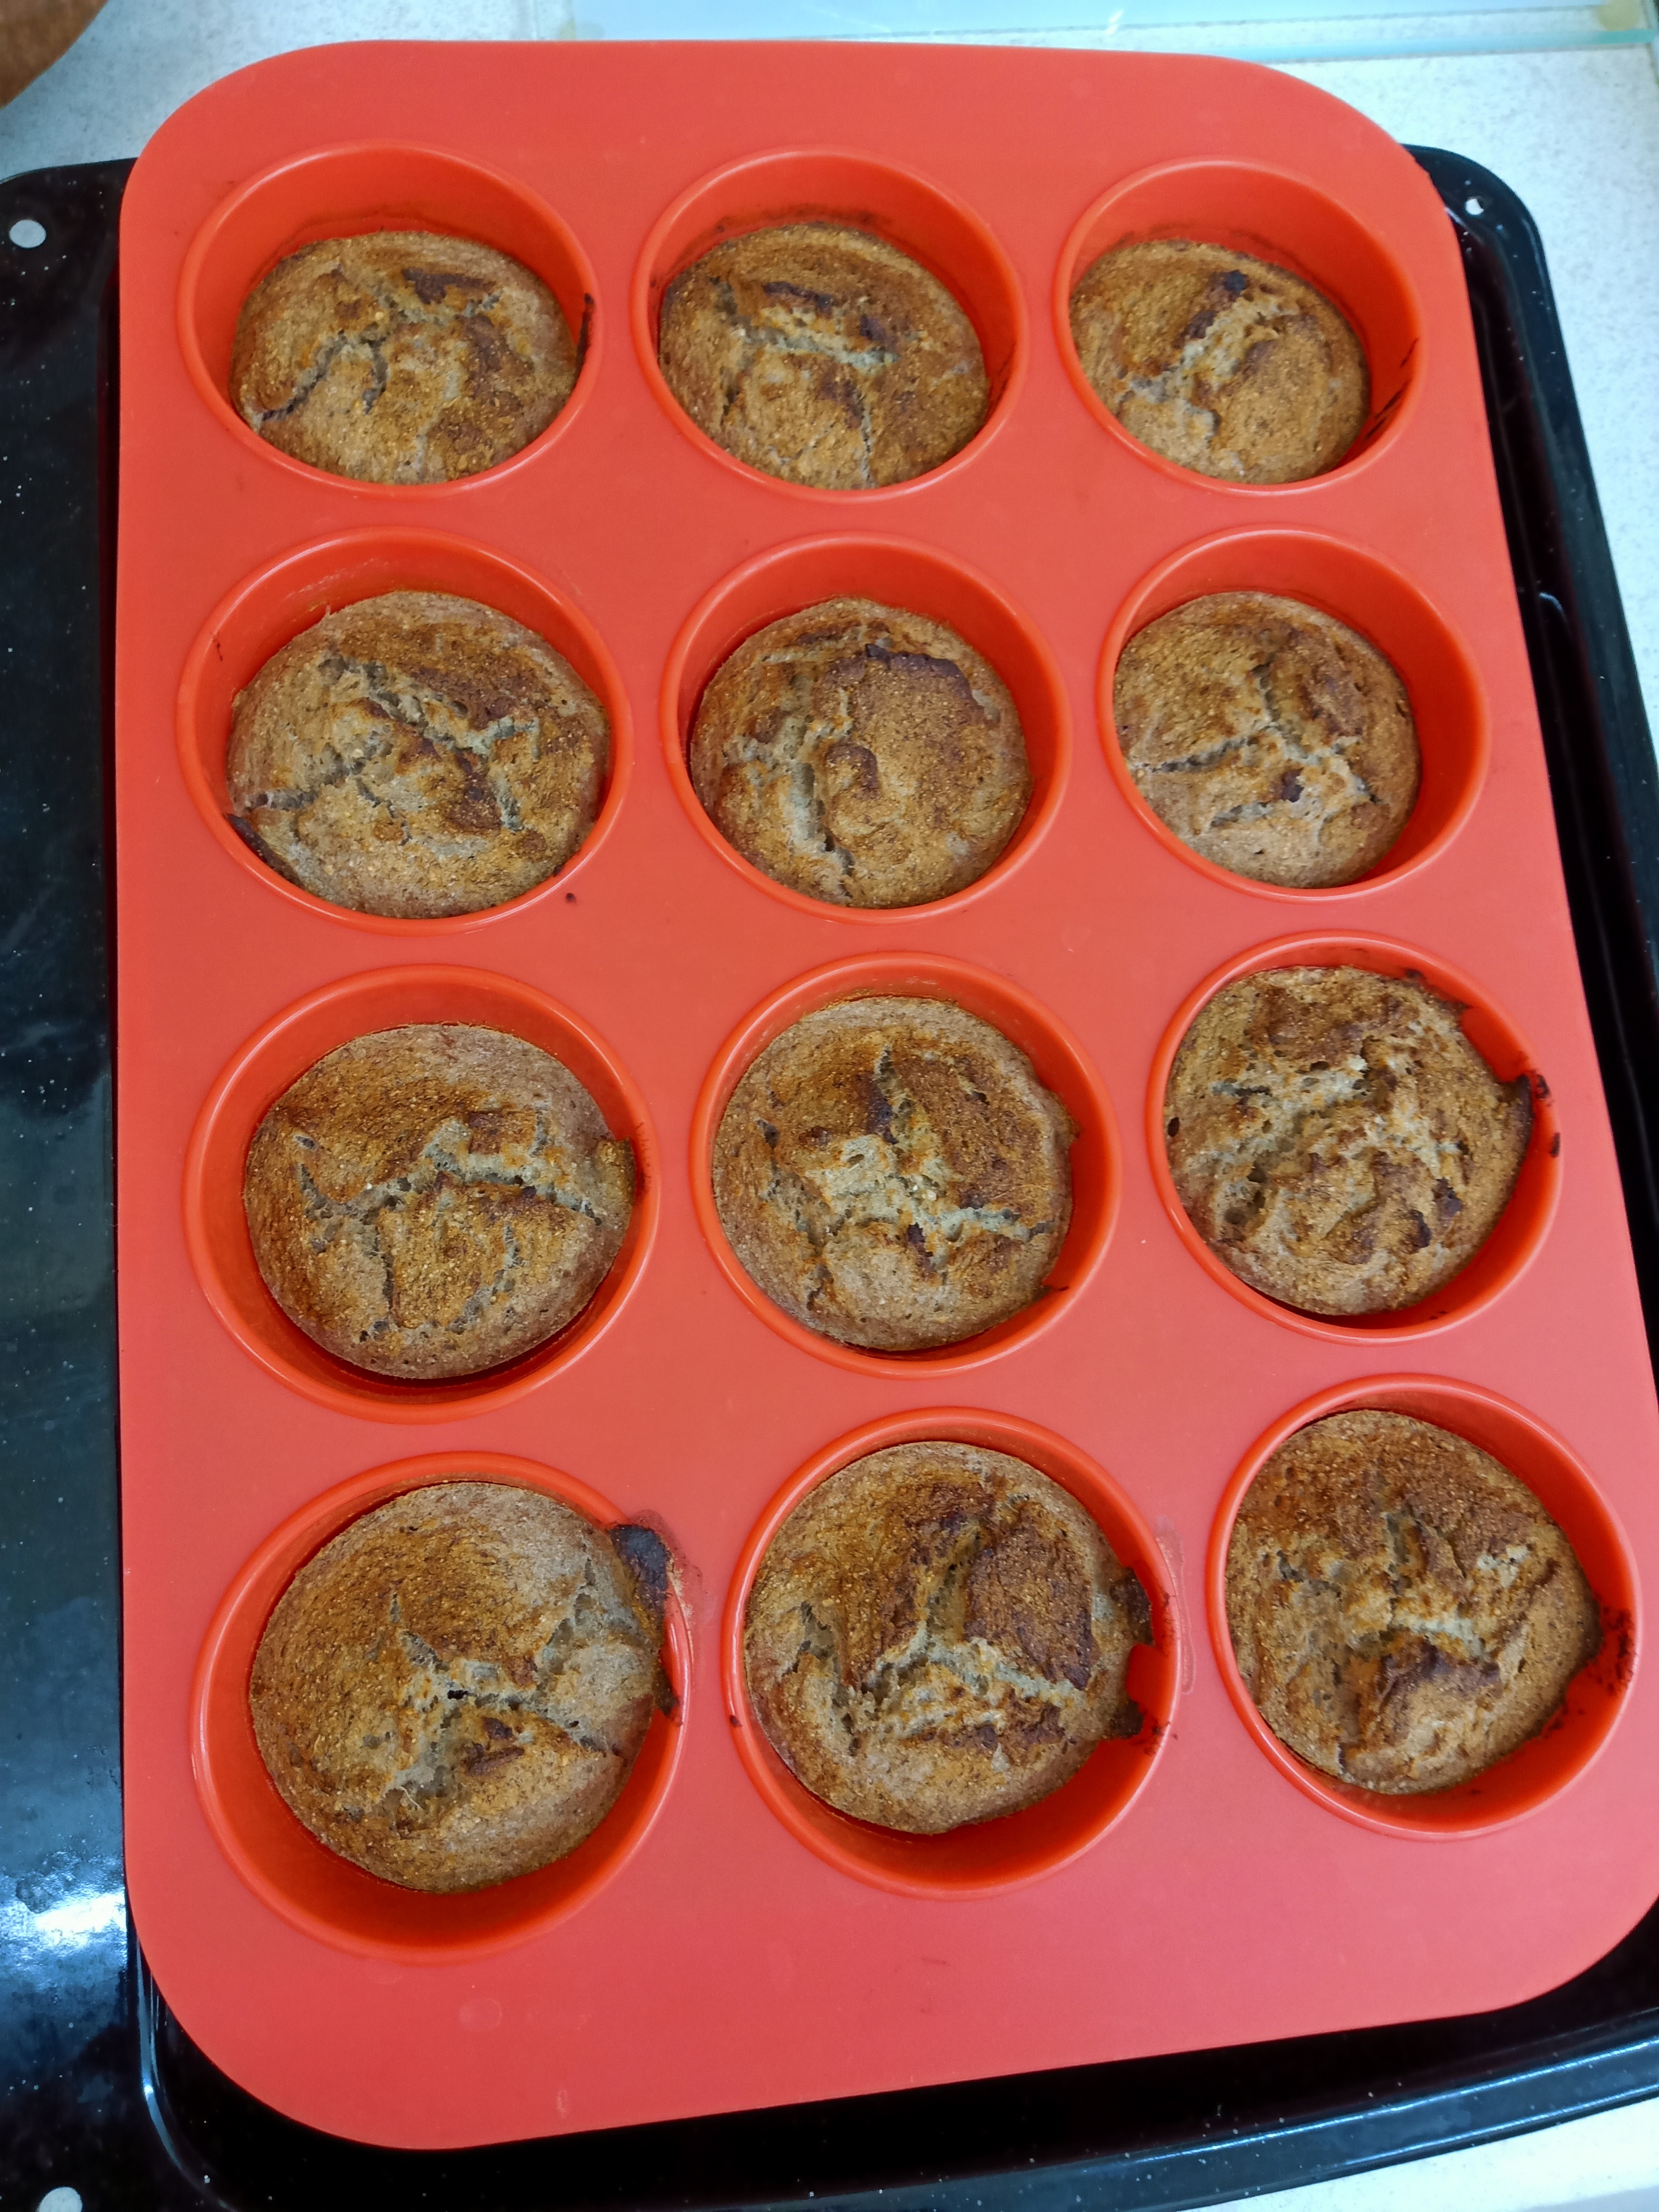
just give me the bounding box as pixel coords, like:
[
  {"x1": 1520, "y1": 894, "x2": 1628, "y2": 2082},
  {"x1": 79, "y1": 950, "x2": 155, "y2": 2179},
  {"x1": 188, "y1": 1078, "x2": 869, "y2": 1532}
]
[
  {"x1": 711, "y1": 995, "x2": 1077, "y2": 1352},
  {"x1": 689, "y1": 597, "x2": 1032, "y2": 908},
  {"x1": 249, "y1": 1482, "x2": 668, "y2": 1891},
  {"x1": 242, "y1": 1024, "x2": 635, "y2": 1382},
  {"x1": 1164, "y1": 966, "x2": 1532, "y2": 1317},
  {"x1": 225, "y1": 591, "x2": 610, "y2": 921},
  {"x1": 1225, "y1": 1410, "x2": 1603, "y2": 1794},
  {"x1": 230, "y1": 231, "x2": 577, "y2": 485},
  {"x1": 1069, "y1": 239, "x2": 1369, "y2": 485},
  {"x1": 1112, "y1": 591, "x2": 1420, "y2": 890},
  {"x1": 743, "y1": 1442, "x2": 1153, "y2": 1833},
  {"x1": 609, "y1": 1522, "x2": 680, "y2": 1714},
  {"x1": 657, "y1": 222, "x2": 989, "y2": 491}
]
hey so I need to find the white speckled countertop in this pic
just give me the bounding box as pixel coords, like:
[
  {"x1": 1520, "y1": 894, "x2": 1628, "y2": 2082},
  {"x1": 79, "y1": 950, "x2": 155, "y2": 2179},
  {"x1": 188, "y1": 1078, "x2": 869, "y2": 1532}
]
[
  {"x1": 4, "y1": 11, "x2": 1658, "y2": 2206},
  {"x1": 1286, "y1": 44, "x2": 1659, "y2": 755},
  {"x1": 1214, "y1": 2092, "x2": 1659, "y2": 2208}
]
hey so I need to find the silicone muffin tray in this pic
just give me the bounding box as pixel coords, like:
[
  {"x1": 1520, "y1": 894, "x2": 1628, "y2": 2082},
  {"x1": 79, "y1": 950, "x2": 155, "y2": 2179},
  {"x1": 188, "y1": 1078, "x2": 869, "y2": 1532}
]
[{"x1": 115, "y1": 42, "x2": 1658, "y2": 2151}]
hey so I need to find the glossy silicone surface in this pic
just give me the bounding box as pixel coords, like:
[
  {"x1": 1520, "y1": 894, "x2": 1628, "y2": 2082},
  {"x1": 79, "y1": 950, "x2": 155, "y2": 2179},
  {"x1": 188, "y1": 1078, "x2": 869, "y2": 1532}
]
[{"x1": 115, "y1": 43, "x2": 1656, "y2": 2152}]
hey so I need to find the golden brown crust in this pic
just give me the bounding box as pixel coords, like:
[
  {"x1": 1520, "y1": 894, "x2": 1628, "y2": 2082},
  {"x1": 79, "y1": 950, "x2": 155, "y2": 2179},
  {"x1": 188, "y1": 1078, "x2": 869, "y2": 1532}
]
[
  {"x1": 745, "y1": 1443, "x2": 1151, "y2": 1833},
  {"x1": 230, "y1": 231, "x2": 576, "y2": 483},
  {"x1": 250, "y1": 1483, "x2": 664, "y2": 1890},
  {"x1": 1165, "y1": 967, "x2": 1531, "y2": 1316},
  {"x1": 658, "y1": 223, "x2": 987, "y2": 490},
  {"x1": 1113, "y1": 592, "x2": 1419, "y2": 889},
  {"x1": 1226, "y1": 1412, "x2": 1601, "y2": 1794},
  {"x1": 1070, "y1": 240, "x2": 1368, "y2": 484},
  {"x1": 243, "y1": 1024, "x2": 634, "y2": 1381},
  {"x1": 713, "y1": 996, "x2": 1075, "y2": 1352},
  {"x1": 689, "y1": 598, "x2": 1030, "y2": 908},
  {"x1": 227, "y1": 592, "x2": 609, "y2": 919}
]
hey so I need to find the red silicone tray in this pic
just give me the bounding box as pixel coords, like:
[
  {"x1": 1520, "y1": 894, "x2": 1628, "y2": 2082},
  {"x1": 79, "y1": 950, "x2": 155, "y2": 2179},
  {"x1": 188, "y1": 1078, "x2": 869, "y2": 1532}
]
[{"x1": 116, "y1": 41, "x2": 1658, "y2": 2151}]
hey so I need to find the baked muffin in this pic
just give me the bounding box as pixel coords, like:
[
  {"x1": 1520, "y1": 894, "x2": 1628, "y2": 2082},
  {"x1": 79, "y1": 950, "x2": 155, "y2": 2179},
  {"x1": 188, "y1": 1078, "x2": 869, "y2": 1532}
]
[
  {"x1": 657, "y1": 223, "x2": 987, "y2": 490},
  {"x1": 244, "y1": 1024, "x2": 634, "y2": 1381},
  {"x1": 1069, "y1": 240, "x2": 1368, "y2": 484},
  {"x1": 230, "y1": 231, "x2": 577, "y2": 483},
  {"x1": 1113, "y1": 592, "x2": 1420, "y2": 889},
  {"x1": 745, "y1": 1442, "x2": 1151, "y2": 1833},
  {"x1": 1226, "y1": 1411, "x2": 1601, "y2": 1794},
  {"x1": 690, "y1": 598, "x2": 1030, "y2": 908},
  {"x1": 1164, "y1": 968, "x2": 1531, "y2": 1317},
  {"x1": 713, "y1": 996, "x2": 1075, "y2": 1352},
  {"x1": 228, "y1": 592, "x2": 609, "y2": 919},
  {"x1": 250, "y1": 1483, "x2": 665, "y2": 1890}
]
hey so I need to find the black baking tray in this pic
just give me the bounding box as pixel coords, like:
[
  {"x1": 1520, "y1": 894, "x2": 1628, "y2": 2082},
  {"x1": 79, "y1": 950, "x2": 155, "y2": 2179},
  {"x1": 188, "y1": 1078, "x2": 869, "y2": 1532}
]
[{"x1": 4, "y1": 142, "x2": 1658, "y2": 2212}]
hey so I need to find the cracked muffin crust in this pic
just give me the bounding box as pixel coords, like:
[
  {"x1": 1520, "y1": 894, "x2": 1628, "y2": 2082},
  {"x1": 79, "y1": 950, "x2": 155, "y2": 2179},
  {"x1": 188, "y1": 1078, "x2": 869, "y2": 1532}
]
[
  {"x1": 712, "y1": 996, "x2": 1076, "y2": 1353},
  {"x1": 1113, "y1": 592, "x2": 1420, "y2": 890},
  {"x1": 1226, "y1": 1411, "x2": 1601, "y2": 1794},
  {"x1": 690, "y1": 598, "x2": 1030, "y2": 908},
  {"x1": 657, "y1": 223, "x2": 988, "y2": 490},
  {"x1": 744, "y1": 1442, "x2": 1151, "y2": 1833},
  {"x1": 227, "y1": 591, "x2": 609, "y2": 919},
  {"x1": 1069, "y1": 240, "x2": 1368, "y2": 485},
  {"x1": 250, "y1": 1482, "x2": 666, "y2": 1890},
  {"x1": 230, "y1": 231, "x2": 577, "y2": 483},
  {"x1": 1164, "y1": 967, "x2": 1532, "y2": 1317},
  {"x1": 244, "y1": 1024, "x2": 635, "y2": 1381}
]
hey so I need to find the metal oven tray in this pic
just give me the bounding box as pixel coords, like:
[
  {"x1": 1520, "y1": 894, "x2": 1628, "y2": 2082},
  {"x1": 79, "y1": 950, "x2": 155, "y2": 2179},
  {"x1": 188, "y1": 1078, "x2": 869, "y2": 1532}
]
[{"x1": 3, "y1": 140, "x2": 1657, "y2": 2210}]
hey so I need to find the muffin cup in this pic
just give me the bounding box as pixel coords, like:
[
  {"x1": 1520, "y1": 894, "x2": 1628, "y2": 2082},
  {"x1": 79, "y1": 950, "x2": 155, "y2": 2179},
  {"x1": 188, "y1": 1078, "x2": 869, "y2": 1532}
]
[
  {"x1": 1146, "y1": 933, "x2": 1560, "y2": 1340},
  {"x1": 661, "y1": 535, "x2": 1069, "y2": 919},
  {"x1": 722, "y1": 1409, "x2": 1177, "y2": 1896},
  {"x1": 1206, "y1": 1377, "x2": 1638, "y2": 1839},
  {"x1": 192, "y1": 1452, "x2": 689, "y2": 1960},
  {"x1": 178, "y1": 143, "x2": 597, "y2": 490},
  {"x1": 1054, "y1": 160, "x2": 1422, "y2": 489},
  {"x1": 177, "y1": 527, "x2": 632, "y2": 932},
  {"x1": 183, "y1": 966, "x2": 658, "y2": 1421},
  {"x1": 632, "y1": 149, "x2": 1025, "y2": 499},
  {"x1": 690, "y1": 952, "x2": 1118, "y2": 1375},
  {"x1": 1099, "y1": 530, "x2": 1487, "y2": 898}
]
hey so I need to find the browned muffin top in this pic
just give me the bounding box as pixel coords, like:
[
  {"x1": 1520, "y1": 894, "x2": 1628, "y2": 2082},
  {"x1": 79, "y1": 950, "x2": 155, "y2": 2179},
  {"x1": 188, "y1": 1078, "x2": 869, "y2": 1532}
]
[
  {"x1": 1070, "y1": 240, "x2": 1368, "y2": 484},
  {"x1": 244, "y1": 1024, "x2": 634, "y2": 1381},
  {"x1": 744, "y1": 1442, "x2": 1151, "y2": 1833},
  {"x1": 657, "y1": 223, "x2": 987, "y2": 490},
  {"x1": 250, "y1": 1483, "x2": 665, "y2": 1891},
  {"x1": 230, "y1": 231, "x2": 577, "y2": 483},
  {"x1": 1226, "y1": 1411, "x2": 1601, "y2": 1794},
  {"x1": 690, "y1": 598, "x2": 1030, "y2": 908},
  {"x1": 1165, "y1": 968, "x2": 1532, "y2": 1317},
  {"x1": 228, "y1": 592, "x2": 609, "y2": 920},
  {"x1": 713, "y1": 996, "x2": 1076, "y2": 1353},
  {"x1": 1113, "y1": 592, "x2": 1420, "y2": 890}
]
